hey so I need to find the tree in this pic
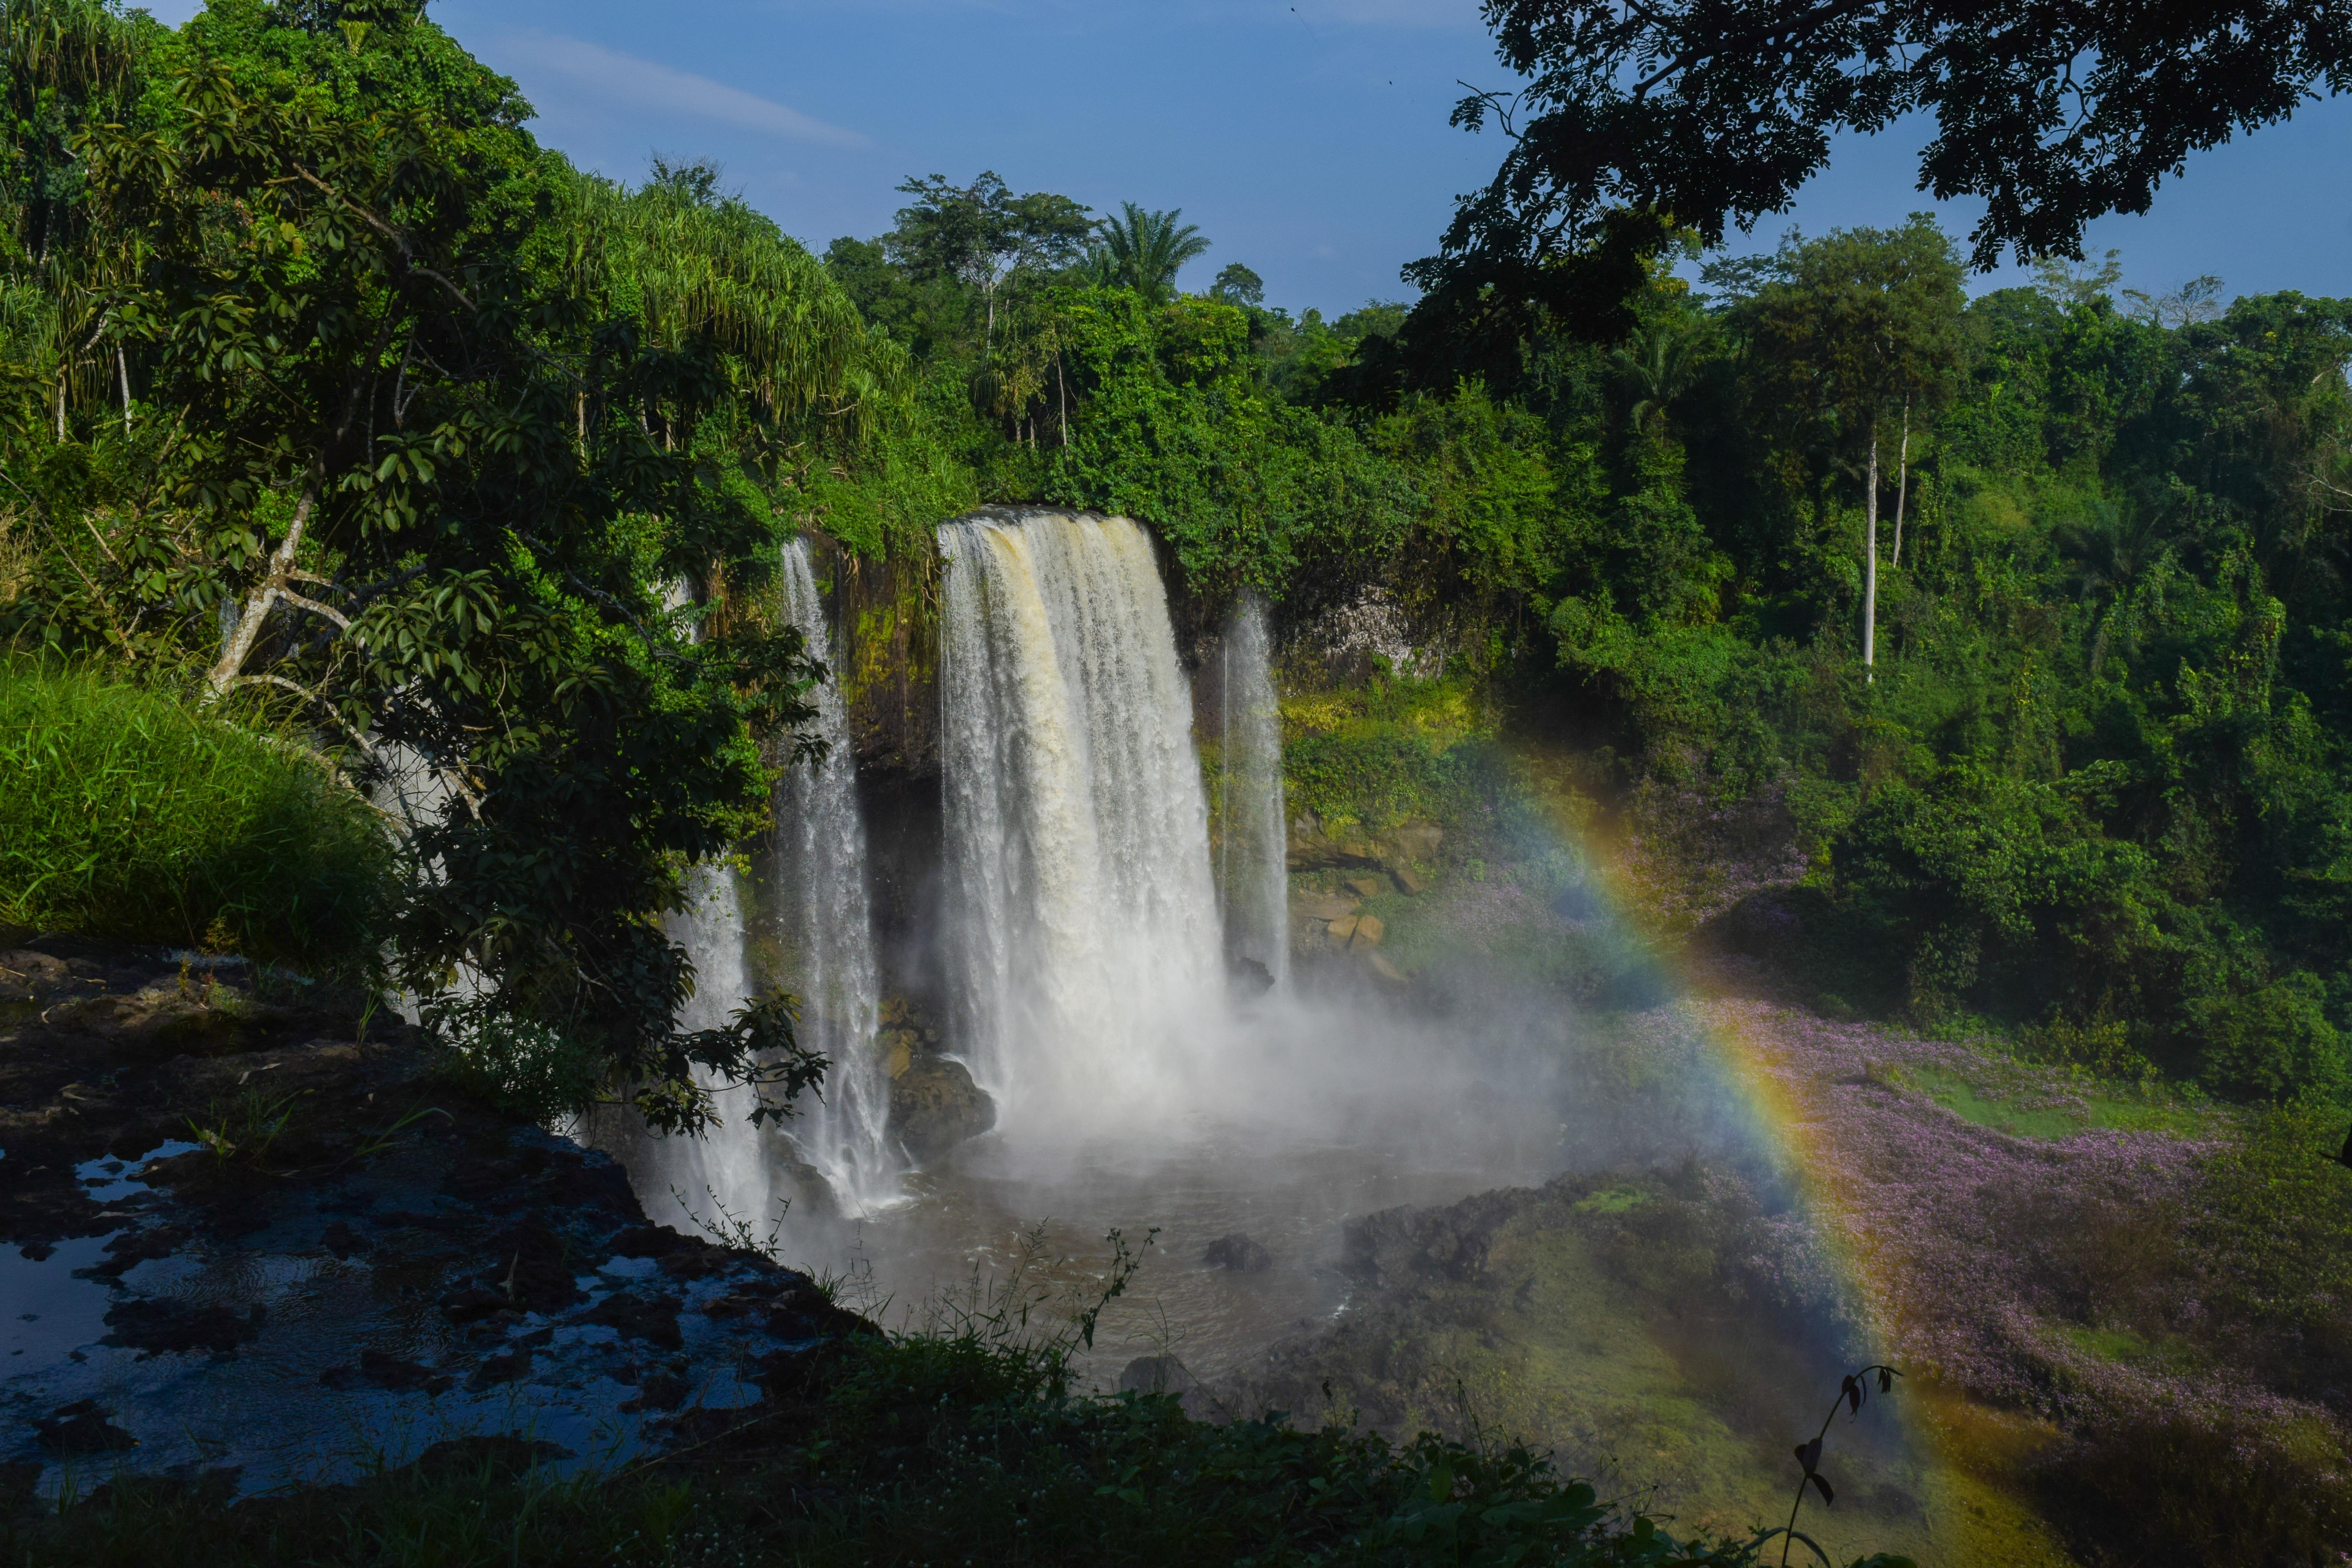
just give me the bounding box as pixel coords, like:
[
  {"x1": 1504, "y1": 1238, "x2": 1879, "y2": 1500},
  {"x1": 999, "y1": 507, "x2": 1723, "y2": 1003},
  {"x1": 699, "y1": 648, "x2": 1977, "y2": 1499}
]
[
  {"x1": 1211, "y1": 262, "x2": 1264, "y2": 307},
  {"x1": 1739, "y1": 219, "x2": 1963, "y2": 671},
  {"x1": 1416, "y1": 0, "x2": 2352, "y2": 329},
  {"x1": 886, "y1": 171, "x2": 1091, "y2": 340},
  {"x1": 4, "y1": 0, "x2": 854, "y2": 1134},
  {"x1": 1092, "y1": 202, "x2": 1209, "y2": 306}
]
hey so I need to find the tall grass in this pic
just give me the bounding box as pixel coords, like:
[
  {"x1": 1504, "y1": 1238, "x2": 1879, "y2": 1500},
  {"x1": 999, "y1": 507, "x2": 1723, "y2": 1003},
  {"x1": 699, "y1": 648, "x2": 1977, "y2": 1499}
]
[{"x1": 0, "y1": 659, "x2": 396, "y2": 975}]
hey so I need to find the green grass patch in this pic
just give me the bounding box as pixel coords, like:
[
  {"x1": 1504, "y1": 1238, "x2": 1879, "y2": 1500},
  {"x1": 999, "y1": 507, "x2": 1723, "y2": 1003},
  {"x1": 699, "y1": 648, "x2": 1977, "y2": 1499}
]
[
  {"x1": 0, "y1": 659, "x2": 396, "y2": 975},
  {"x1": 1898, "y1": 1063, "x2": 2205, "y2": 1142}
]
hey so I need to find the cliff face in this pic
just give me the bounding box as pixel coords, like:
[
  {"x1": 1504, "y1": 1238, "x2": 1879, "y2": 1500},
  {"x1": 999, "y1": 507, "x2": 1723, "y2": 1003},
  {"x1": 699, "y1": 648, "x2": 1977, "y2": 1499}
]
[{"x1": 825, "y1": 541, "x2": 941, "y2": 780}]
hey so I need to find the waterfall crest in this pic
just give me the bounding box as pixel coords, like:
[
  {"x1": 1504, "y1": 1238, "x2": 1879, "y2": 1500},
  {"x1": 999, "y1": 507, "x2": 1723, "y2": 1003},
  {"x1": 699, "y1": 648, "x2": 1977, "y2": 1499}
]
[
  {"x1": 938, "y1": 512, "x2": 1223, "y2": 1132},
  {"x1": 772, "y1": 540, "x2": 894, "y2": 1207},
  {"x1": 1220, "y1": 595, "x2": 1288, "y2": 990}
]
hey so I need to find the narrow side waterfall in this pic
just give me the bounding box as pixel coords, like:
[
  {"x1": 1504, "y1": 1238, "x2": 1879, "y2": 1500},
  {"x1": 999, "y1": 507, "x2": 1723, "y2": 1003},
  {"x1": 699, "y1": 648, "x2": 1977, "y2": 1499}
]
[
  {"x1": 1220, "y1": 595, "x2": 1288, "y2": 990},
  {"x1": 938, "y1": 512, "x2": 1223, "y2": 1132},
  {"x1": 771, "y1": 540, "x2": 894, "y2": 1207},
  {"x1": 648, "y1": 862, "x2": 778, "y2": 1229}
]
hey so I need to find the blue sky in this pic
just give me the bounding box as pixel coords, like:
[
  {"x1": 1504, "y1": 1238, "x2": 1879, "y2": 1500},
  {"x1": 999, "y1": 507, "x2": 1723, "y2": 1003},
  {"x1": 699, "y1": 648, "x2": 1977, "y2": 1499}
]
[{"x1": 144, "y1": 0, "x2": 2352, "y2": 316}]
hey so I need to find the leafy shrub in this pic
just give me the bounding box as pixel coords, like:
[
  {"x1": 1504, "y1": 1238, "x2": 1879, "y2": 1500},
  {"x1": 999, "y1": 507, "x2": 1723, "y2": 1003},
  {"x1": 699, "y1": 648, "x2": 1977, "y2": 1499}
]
[
  {"x1": 2183, "y1": 973, "x2": 2348, "y2": 1100},
  {"x1": 0, "y1": 660, "x2": 396, "y2": 975}
]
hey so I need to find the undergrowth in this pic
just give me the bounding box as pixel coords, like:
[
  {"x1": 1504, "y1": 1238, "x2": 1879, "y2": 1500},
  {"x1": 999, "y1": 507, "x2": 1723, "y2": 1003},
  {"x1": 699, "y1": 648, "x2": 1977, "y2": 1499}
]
[{"x1": 0, "y1": 659, "x2": 396, "y2": 975}]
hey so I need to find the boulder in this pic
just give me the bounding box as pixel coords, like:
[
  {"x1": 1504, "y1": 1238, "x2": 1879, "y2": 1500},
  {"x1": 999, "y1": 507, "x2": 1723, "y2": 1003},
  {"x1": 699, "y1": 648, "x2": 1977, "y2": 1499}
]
[
  {"x1": 1344, "y1": 875, "x2": 1389, "y2": 899},
  {"x1": 1352, "y1": 914, "x2": 1386, "y2": 948},
  {"x1": 0, "y1": 950, "x2": 71, "y2": 1002},
  {"x1": 1203, "y1": 1233, "x2": 1272, "y2": 1272},
  {"x1": 1292, "y1": 892, "x2": 1357, "y2": 921},
  {"x1": 1393, "y1": 820, "x2": 1443, "y2": 864},
  {"x1": 1327, "y1": 915, "x2": 1359, "y2": 947},
  {"x1": 1119, "y1": 1354, "x2": 1197, "y2": 1395},
  {"x1": 888, "y1": 1055, "x2": 996, "y2": 1162}
]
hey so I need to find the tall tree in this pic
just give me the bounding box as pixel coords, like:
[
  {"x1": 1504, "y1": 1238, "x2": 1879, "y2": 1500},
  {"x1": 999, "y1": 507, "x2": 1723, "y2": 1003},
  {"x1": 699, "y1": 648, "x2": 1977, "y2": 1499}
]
[
  {"x1": 886, "y1": 171, "x2": 1091, "y2": 340},
  {"x1": 1739, "y1": 219, "x2": 1963, "y2": 672},
  {"x1": 1415, "y1": 1, "x2": 2352, "y2": 332}
]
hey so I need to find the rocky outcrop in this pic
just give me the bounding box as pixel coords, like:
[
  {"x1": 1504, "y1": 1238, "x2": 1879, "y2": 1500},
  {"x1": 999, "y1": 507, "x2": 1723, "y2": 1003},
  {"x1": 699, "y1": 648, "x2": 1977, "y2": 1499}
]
[
  {"x1": 1285, "y1": 810, "x2": 1442, "y2": 880},
  {"x1": 0, "y1": 934, "x2": 875, "y2": 1497},
  {"x1": 876, "y1": 995, "x2": 994, "y2": 1162},
  {"x1": 888, "y1": 1055, "x2": 994, "y2": 1162}
]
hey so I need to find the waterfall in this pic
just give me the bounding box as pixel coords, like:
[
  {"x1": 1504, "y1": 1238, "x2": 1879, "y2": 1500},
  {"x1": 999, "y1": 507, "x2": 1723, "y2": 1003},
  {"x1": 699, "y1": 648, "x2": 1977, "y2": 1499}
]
[
  {"x1": 938, "y1": 512, "x2": 1223, "y2": 1133},
  {"x1": 646, "y1": 862, "x2": 779, "y2": 1232},
  {"x1": 1221, "y1": 594, "x2": 1288, "y2": 990},
  {"x1": 771, "y1": 540, "x2": 895, "y2": 1207}
]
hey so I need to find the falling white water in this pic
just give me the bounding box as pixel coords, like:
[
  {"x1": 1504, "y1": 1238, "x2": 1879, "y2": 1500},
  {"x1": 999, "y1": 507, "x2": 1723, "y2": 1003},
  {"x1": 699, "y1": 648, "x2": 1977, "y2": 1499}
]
[
  {"x1": 633, "y1": 579, "x2": 776, "y2": 1234},
  {"x1": 1220, "y1": 594, "x2": 1288, "y2": 990},
  {"x1": 644, "y1": 862, "x2": 779, "y2": 1233},
  {"x1": 938, "y1": 512, "x2": 1224, "y2": 1135},
  {"x1": 771, "y1": 540, "x2": 895, "y2": 1207}
]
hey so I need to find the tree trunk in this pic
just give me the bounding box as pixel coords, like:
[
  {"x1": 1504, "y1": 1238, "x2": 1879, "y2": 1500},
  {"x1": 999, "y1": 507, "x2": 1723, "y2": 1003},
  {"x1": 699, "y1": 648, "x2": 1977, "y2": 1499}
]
[
  {"x1": 118, "y1": 348, "x2": 131, "y2": 434},
  {"x1": 1891, "y1": 398, "x2": 1911, "y2": 568},
  {"x1": 205, "y1": 478, "x2": 318, "y2": 701},
  {"x1": 1056, "y1": 353, "x2": 1068, "y2": 446},
  {"x1": 1863, "y1": 423, "x2": 1879, "y2": 681}
]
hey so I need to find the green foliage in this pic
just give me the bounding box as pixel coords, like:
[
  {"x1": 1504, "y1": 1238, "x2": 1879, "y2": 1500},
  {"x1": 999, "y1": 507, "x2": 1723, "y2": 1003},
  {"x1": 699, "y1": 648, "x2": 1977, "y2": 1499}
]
[
  {"x1": 0, "y1": 659, "x2": 394, "y2": 974},
  {"x1": 0, "y1": 0, "x2": 855, "y2": 1131}
]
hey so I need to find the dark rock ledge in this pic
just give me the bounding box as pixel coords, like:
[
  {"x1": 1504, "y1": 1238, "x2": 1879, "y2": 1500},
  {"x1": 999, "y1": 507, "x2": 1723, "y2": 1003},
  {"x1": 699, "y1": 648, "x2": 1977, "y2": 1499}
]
[{"x1": 0, "y1": 935, "x2": 869, "y2": 1501}]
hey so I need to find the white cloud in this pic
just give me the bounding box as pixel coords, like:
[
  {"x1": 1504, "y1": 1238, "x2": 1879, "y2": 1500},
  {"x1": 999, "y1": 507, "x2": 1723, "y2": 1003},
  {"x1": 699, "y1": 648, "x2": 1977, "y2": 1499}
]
[{"x1": 496, "y1": 31, "x2": 868, "y2": 149}]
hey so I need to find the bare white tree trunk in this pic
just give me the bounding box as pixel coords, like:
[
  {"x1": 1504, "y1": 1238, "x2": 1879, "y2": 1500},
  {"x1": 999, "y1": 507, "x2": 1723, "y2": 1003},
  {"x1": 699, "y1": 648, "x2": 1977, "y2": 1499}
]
[
  {"x1": 1891, "y1": 398, "x2": 1911, "y2": 568},
  {"x1": 1863, "y1": 423, "x2": 1879, "y2": 681},
  {"x1": 118, "y1": 348, "x2": 131, "y2": 435},
  {"x1": 205, "y1": 482, "x2": 317, "y2": 701}
]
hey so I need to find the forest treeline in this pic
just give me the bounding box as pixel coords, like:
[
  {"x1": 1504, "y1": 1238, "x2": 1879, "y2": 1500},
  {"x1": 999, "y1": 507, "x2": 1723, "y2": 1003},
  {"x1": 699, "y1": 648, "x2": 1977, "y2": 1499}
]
[{"x1": 6, "y1": 0, "x2": 2350, "y2": 1110}]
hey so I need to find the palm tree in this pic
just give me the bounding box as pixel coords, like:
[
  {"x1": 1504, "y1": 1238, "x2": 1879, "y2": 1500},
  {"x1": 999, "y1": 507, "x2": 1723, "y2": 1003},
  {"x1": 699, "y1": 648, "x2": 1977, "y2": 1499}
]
[
  {"x1": 1093, "y1": 203, "x2": 1210, "y2": 305},
  {"x1": 1610, "y1": 316, "x2": 1701, "y2": 435}
]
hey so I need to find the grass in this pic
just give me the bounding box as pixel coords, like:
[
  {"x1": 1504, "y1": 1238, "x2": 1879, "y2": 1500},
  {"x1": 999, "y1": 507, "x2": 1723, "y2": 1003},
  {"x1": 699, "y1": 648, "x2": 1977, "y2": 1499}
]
[
  {"x1": 1890, "y1": 1062, "x2": 2207, "y2": 1142},
  {"x1": 0, "y1": 658, "x2": 396, "y2": 975}
]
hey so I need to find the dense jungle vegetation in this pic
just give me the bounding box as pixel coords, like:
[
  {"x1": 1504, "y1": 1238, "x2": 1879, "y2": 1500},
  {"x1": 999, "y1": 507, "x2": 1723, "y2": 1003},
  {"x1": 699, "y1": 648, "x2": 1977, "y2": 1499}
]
[{"x1": 6, "y1": 0, "x2": 2350, "y2": 1120}]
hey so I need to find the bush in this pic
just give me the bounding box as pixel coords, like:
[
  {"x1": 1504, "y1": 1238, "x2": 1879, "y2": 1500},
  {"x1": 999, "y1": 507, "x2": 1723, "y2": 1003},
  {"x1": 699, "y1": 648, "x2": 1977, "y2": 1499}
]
[{"x1": 0, "y1": 660, "x2": 396, "y2": 975}]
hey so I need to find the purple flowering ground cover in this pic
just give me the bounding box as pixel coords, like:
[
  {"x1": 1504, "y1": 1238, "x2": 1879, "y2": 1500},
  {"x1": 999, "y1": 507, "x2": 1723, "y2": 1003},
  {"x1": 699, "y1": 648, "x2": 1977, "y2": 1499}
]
[{"x1": 1697, "y1": 976, "x2": 2352, "y2": 1561}]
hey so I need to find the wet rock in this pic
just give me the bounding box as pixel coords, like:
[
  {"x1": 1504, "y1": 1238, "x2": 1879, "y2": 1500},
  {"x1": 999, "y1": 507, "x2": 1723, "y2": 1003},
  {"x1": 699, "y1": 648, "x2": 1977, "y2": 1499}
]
[
  {"x1": 1366, "y1": 953, "x2": 1408, "y2": 986},
  {"x1": 609, "y1": 1225, "x2": 688, "y2": 1259},
  {"x1": 411, "y1": 1435, "x2": 571, "y2": 1478},
  {"x1": 1204, "y1": 1234, "x2": 1272, "y2": 1272},
  {"x1": 1393, "y1": 820, "x2": 1443, "y2": 864},
  {"x1": 0, "y1": 1461, "x2": 38, "y2": 1512},
  {"x1": 1327, "y1": 915, "x2": 1359, "y2": 947},
  {"x1": 322, "y1": 1348, "x2": 452, "y2": 1396},
  {"x1": 583, "y1": 1290, "x2": 684, "y2": 1351},
  {"x1": 1119, "y1": 1355, "x2": 1196, "y2": 1395},
  {"x1": 1292, "y1": 891, "x2": 1357, "y2": 921},
  {"x1": 0, "y1": 951, "x2": 72, "y2": 1002},
  {"x1": 74, "y1": 1224, "x2": 189, "y2": 1279},
  {"x1": 1352, "y1": 914, "x2": 1385, "y2": 948},
  {"x1": 35, "y1": 1401, "x2": 136, "y2": 1454},
  {"x1": 466, "y1": 1345, "x2": 533, "y2": 1391},
  {"x1": 43, "y1": 987, "x2": 263, "y2": 1058},
  {"x1": 1227, "y1": 956, "x2": 1274, "y2": 998},
  {"x1": 102, "y1": 1297, "x2": 265, "y2": 1357},
  {"x1": 1345, "y1": 875, "x2": 1389, "y2": 899},
  {"x1": 888, "y1": 1054, "x2": 995, "y2": 1162},
  {"x1": 319, "y1": 1220, "x2": 367, "y2": 1259},
  {"x1": 481, "y1": 1220, "x2": 583, "y2": 1314},
  {"x1": 622, "y1": 1366, "x2": 692, "y2": 1413},
  {"x1": 1392, "y1": 866, "x2": 1426, "y2": 896}
]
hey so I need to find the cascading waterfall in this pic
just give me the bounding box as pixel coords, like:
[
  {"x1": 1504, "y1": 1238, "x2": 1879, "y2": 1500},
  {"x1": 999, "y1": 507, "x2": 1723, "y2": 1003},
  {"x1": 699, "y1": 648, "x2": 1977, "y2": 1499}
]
[
  {"x1": 645, "y1": 862, "x2": 779, "y2": 1231},
  {"x1": 1220, "y1": 594, "x2": 1288, "y2": 990},
  {"x1": 771, "y1": 540, "x2": 895, "y2": 1207},
  {"x1": 938, "y1": 512, "x2": 1224, "y2": 1132}
]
